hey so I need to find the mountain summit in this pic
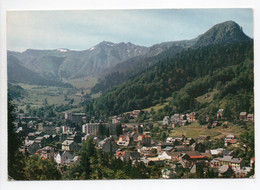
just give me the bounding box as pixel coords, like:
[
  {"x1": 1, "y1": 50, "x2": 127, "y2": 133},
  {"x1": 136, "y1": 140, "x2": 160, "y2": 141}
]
[
  {"x1": 195, "y1": 21, "x2": 251, "y2": 47},
  {"x1": 8, "y1": 21, "x2": 252, "y2": 87}
]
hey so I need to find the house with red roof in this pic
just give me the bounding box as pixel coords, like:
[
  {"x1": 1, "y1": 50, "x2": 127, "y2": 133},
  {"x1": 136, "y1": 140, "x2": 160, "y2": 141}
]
[{"x1": 138, "y1": 134, "x2": 151, "y2": 146}]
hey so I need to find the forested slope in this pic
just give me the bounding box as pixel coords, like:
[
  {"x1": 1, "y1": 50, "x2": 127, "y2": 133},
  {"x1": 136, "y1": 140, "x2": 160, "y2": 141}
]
[{"x1": 84, "y1": 40, "x2": 253, "y2": 117}]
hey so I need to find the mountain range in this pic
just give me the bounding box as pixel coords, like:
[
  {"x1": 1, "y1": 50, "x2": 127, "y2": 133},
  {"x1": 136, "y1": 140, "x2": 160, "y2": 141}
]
[{"x1": 8, "y1": 21, "x2": 251, "y2": 88}]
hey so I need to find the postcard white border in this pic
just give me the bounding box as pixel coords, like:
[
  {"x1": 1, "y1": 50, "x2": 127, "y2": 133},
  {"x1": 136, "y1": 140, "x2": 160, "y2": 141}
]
[{"x1": 1, "y1": 1, "x2": 260, "y2": 190}]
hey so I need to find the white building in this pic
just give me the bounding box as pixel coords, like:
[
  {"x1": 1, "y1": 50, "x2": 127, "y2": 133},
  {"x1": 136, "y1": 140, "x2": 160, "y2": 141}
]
[{"x1": 82, "y1": 123, "x2": 100, "y2": 136}]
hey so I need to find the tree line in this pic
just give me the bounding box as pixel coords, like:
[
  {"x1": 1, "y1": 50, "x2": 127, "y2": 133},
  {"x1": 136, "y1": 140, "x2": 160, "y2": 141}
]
[{"x1": 83, "y1": 40, "x2": 253, "y2": 118}]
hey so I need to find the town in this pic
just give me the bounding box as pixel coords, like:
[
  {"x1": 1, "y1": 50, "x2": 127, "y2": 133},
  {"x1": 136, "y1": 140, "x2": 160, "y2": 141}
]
[{"x1": 13, "y1": 107, "x2": 255, "y2": 179}]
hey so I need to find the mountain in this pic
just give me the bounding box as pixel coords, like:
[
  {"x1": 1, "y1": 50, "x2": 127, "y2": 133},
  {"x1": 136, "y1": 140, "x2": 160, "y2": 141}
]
[
  {"x1": 8, "y1": 20, "x2": 251, "y2": 90},
  {"x1": 91, "y1": 21, "x2": 252, "y2": 93},
  {"x1": 87, "y1": 39, "x2": 253, "y2": 117},
  {"x1": 7, "y1": 54, "x2": 72, "y2": 87},
  {"x1": 8, "y1": 41, "x2": 148, "y2": 81},
  {"x1": 194, "y1": 21, "x2": 251, "y2": 47}
]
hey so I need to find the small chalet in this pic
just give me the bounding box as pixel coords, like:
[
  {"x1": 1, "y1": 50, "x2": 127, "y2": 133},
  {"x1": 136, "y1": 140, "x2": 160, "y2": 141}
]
[
  {"x1": 55, "y1": 151, "x2": 73, "y2": 164},
  {"x1": 62, "y1": 140, "x2": 80, "y2": 152},
  {"x1": 67, "y1": 132, "x2": 82, "y2": 143},
  {"x1": 132, "y1": 110, "x2": 141, "y2": 118},
  {"x1": 138, "y1": 134, "x2": 151, "y2": 146},
  {"x1": 34, "y1": 136, "x2": 46, "y2": 148},
  {"x1": 112, "y1": 116, "x2": 124, "y2": 124},
  {"x1": 224, "y1": 134, "x2": 236, "y2": 146},
  {"x1": 24, "y1": 140, "x2": 41, "y2": 154},
  {"x1": 163, "y1": 116, "x2": 170, "y2": 125},
  {"x1": 189, "y1": 112, "x2": 198, "y2": 122},
  {"x1": 98, "y1": 137, "x2": 119, "y2": 154},
  {"x1": 122, "y1": 151, "x2": 141, "y2": 162},
  {"x1": 171, "y1": 114, "x2": 180, "y2": 123},
  {"x1": 240, "y1": 112, "x2": 247, "y2": 121},
  {"x1": 217, "y1": 109, "x2": 224, "y2": 120},
  {"x1": 182, "y1": 138, "x2": 195, "y2": 146},
  {"x1": 247, "y1": 114, "x2": 254, "y2": 121},
  {"x1": 166, "y1": 137, "x2": 175, "y2": 144},
  {"x1": 138, "y1": 146, "x2": 157, "y2": 157},
  {"x1": 117, "y1": 135, "x2": 131, "y2": 146},
  {"x1": 38, "y1": 146, "x2": 55, "y2": 159}
]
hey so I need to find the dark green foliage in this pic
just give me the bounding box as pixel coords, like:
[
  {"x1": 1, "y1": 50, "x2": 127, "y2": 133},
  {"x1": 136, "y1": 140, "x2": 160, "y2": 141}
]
[
  {"x1": 65, "y1": 138, "x2": 149, "y2": 180},
  {"x1": 87, "y1": 41, "x2": 253, "y2": 117},
  {"x1": 8, "y1": 96, "x2": 24, "y2": 179},
  {"x1": 239, "y1": 125, "x2": 254, "y2": 165},
  {"x1": 91, "y1": 72, "x2": 129, "y2": 93},
  {"x1": 8, "y1": 83, "x2": 26, "y2": 99},
  {"x1": 8, "y1": 96, "x2": 61, "y2": 180},
  {"x1": 24, "y1": 156, "x2": 61, "y2": 180},
  {"x1": 116, "y1": 124, "x2": 123, "y2": 137}
]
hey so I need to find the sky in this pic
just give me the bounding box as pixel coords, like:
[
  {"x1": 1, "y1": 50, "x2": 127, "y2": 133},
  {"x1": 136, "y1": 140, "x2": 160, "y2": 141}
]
[{"x1": 7, "y1": 9, "x2": 253, "y2": 52}]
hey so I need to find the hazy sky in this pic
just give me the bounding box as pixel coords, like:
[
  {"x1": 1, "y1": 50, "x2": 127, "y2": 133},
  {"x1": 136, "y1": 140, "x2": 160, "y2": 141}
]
[{"x1": 7, "y1": 9, "x2": 253, "y2": 52}]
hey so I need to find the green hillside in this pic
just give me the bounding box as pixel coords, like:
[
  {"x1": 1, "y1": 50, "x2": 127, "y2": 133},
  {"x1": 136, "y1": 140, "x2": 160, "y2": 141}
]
[{"x1": 84, "y1": 40, "x2": 253, "y2": 118}]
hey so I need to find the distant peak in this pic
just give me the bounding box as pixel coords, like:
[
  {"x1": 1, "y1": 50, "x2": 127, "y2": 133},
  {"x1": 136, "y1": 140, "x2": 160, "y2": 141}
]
[
  {"x1": 56, "y1": 48, "x2": 70, "y2": 52},
  {"x1": 195, "y1": 20, "x2": 251, "y2": 47},
  {"x1": 99, "y1": 41, "x2": 115, "y2": 46},
  {"x1": 219, "y1": 20, "x2": 238, "y2": 26}
]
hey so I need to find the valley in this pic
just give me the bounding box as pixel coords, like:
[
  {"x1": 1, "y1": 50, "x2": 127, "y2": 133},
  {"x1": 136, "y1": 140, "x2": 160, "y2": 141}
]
[{"x1": 8, "y1": 20, "x2": 255, "y2": 180}]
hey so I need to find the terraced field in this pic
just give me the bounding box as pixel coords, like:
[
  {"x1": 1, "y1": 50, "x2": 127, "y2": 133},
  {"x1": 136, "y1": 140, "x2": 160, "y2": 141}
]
[{"x1": 169, "y1": 122, "x2": 250, "y2": 139}]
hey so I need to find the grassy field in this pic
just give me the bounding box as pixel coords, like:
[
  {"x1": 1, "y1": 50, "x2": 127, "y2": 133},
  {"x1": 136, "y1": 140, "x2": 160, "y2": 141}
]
[
  {"x1": 67, "y1": 76, "x2": 98, "y2": 93},
  {"x1": 144, "y1": 97, "x2": 173, "y2": 112},
  {"x1": 12, "y1": 76, "x2": 99, "y2": 110},
  {"x1": 169, "y1": 122, "x2": 248, "y2": 139},
  {"x1": 12, "y1": 83, "x2": 83, "y2": 110},
  {"x1": 196, "y1": 89, "x2": 218, "y2": 104}
]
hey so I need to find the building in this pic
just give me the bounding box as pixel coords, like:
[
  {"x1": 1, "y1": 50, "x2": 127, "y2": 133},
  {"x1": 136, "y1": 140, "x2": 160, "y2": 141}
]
[
  {"x1": 117, "y1": 135, "x2": 131, "y2": 146},
  {"x1": 112, "y1": 116, "x2": 124, "y2": 124},
  {"x1": 132, "y1": 110, "x2": 141, "y2": 118},
  {"x1": 38, "y1": 146, "x2": 55, "y2": 159},
  {"x1": 65, "y1": 112, "x2": 86, "y2": 123},
  {"x1": 98, "y1": 137, "x2": 119, "y2": 154},
  {"x1": 240, "y1": 112, "x2": 247, "y2": 121},
  {"x1": 24, "y1": 140, "x2": 41, "y2": 154},
  {"x1": 212, "y1": 156, "x2": 245, "y2": 171},
  {"x1": 62, "y1": 140, "x2": 80, "y2": 152},
  {"x1": 163, "y1": 116, "x2": 170, "y2": 125},
  {"x1": 115, "y1": 151, "x2": 141, "y2": 162},
  {"x1": 55, "y1": 151, "x2": 73, "y2": 164},
  {"x1": 138, "y1": 134, "x2": 151, "y2": 146},
  {"x1": 247, "y1": 114, "x2": 254, "y2": 121},
  {"x1": 138, "y1": 146, "x2": 157, "y2": 157},
  {"x1": 34, "y1": 136, "x2": 47, "y2": 148},
  {"x1": 189, "y1": 112, "x2": 198, "y2": 122},
  {"x1": 38, "y1": 123, "x2": 56, "y2": 135},
  {"x1": 82, "y1": 123, "x2": 100, "y2": 136},
  {"x1": 171, "y1": 114, "x2": 180, "y2": 123},
  {"x1": 224, "y1": 134, "x2": 236, "y2": 146},
  {"x1": 217, "y1": 109, "x2": 224, "y2": 120},
  {"x1": 61, "y1": 125, "x2": 74, "y2": 133}
]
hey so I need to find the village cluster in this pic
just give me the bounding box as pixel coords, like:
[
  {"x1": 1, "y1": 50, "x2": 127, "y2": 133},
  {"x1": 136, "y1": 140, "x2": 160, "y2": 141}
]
[{"x1": 14, "y1": 109, "x2": 254, "y2": 179}]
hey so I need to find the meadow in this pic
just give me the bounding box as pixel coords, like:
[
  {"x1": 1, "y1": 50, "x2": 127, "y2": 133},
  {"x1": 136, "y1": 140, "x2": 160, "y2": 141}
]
[{"x1": 169, "y1": 122, "x2": 250, "y2": 139}]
